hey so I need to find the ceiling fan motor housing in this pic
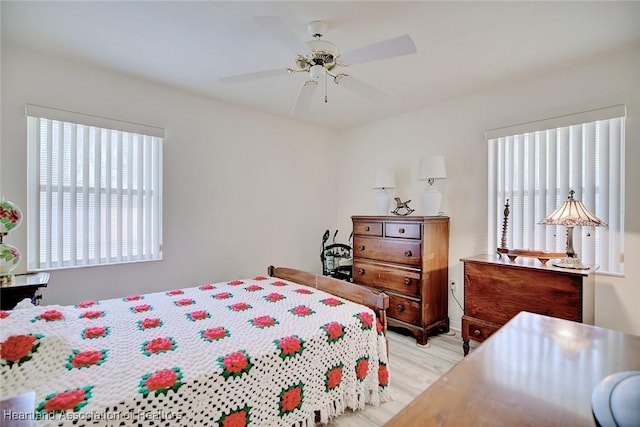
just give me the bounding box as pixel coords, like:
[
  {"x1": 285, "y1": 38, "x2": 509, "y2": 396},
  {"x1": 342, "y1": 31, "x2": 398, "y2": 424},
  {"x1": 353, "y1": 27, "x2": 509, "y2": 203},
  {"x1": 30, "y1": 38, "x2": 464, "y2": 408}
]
[{"x1": 299, "y1": 40, "x2": 340, "y2": 73}]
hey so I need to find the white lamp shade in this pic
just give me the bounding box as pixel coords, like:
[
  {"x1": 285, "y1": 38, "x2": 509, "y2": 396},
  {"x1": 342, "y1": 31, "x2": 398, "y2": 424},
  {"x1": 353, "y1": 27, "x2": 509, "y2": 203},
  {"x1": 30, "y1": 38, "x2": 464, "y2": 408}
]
[
  {"x1": 418, "y1": 155, "x2": 447, "y2": 180},
  {"x1": 373, "y1": 168, "x2": 396, "y2": 189}
]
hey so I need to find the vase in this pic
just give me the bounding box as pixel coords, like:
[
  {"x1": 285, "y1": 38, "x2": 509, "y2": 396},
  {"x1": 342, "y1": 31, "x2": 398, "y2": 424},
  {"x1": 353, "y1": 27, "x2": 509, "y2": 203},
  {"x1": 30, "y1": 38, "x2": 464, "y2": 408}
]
[
  {"x1": 0, "y1": 242, "x2": 21, "y2": 284},
  {"x1": 0, "y1": 200, "x2": 23, "y2": 233}
]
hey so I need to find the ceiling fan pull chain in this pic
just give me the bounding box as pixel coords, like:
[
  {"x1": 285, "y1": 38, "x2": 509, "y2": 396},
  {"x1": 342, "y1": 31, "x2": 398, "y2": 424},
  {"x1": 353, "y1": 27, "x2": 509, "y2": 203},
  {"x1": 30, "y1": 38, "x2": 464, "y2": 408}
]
[{"x1": 325, "y1": 71, "x2": 328, "y2": 103}]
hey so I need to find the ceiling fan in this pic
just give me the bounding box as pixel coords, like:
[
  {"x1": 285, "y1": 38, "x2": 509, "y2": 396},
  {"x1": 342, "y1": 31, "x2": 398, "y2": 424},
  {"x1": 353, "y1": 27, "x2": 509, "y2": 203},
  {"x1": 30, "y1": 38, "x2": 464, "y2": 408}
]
[{"x1": 219, "y1": 16, "x2": 417, "y2": 116}]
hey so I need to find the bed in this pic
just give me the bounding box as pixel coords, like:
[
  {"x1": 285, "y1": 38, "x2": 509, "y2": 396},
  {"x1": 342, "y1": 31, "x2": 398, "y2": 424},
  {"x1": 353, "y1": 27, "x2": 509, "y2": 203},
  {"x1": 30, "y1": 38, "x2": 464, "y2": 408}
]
[{"x1": 0, "y1": 266, "x2": 391, "y2": 426}]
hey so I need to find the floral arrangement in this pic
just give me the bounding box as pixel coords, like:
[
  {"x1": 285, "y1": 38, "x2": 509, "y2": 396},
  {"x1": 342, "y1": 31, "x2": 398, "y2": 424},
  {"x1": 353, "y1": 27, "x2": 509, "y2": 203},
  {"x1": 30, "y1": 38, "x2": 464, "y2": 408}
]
[
  {"x1": 141, "y1": 337, "x2": 177, "y2": 356},
  {"x1": 218, "y1": 350, "x2": 253, "y2": 379},
  {"x1": 274, "y1": 335, "x2": 305, "y2": 360},
  {"x1": 66, "y1": 349, "x2": 107, "y2": 369},
  {"x1": 81, "y1": 326, "x2": 110, "y2": 340},
  {"x1": 79, "y1": 310, "x2": 104, "y2": 320},
  {"x1": 130, "y1": 304, "x2": 152, "y2": 313},
  {"x1": 229, "y1": 302, "x2": 252, "y2": 312},
  {"x1": 76, "y1": 300, "x2": 97, "y2": 308},
  {"x1": 264, "y1": 292, "x2": 286, "y2": 302},
  {"x1": 355, "y1": 357, "x2": 370, "y2": 382},
  {"x1": 250, "y1": 315, "x2": 278, "y2": 329},
  {"x1": 32, "y1": 309, "x2": 64, "y2": 322},
  {"x1": 37, "y1": 386, "x2": 93, "y2": 415},
  {"x1": 279, "y1": 382, "x2": 304, "y2": 416},
  {"x1": 137, "y1": 317, "x2": 163, "y2": 330},
  {"x1": 186, "y1": 310, "x2": 210, "y2": 321},
  {"x1": 322, "y1": 322, "x2": 345, "y2": 343},
  {"x1": 139, "y1": 367, "x2": 183, "y2": 397},
  {"x1": 325, "y1": 364, "x2": 344, "y2": 391},
  {"x1": 218, "y1": 405, "x2": 251, "y2": 427},
  {"x1": 320, "y1": 297, "x2": 344, "y2": 307},
  {"x1": 1, "y1": 333, "x2": 42, "y2": 367},
  {"x1": 201, "y1": 327, "x2": 230, "y2": 342},
  {"x1": 355, "y1": 312, "x2": 374, "y2": 330},
  {"x1": 289, "y1": 305, "x2": 315, "y2": 317}
]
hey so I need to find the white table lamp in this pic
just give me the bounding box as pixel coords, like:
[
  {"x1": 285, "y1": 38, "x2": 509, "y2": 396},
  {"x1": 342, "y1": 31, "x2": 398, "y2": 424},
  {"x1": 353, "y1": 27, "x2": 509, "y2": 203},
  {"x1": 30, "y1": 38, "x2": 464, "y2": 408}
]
[
  {"x1": 418, "y1": 155, "x2": 446, "y2": 216},
  {"x1": 373, "y1": 168, "x2": 395, "y2": 216}
]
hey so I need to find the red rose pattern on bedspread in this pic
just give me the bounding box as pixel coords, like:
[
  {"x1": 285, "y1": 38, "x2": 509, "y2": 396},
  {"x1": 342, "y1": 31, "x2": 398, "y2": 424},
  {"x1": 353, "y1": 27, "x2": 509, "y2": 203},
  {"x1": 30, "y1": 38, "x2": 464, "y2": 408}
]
[{"x1": 0, "y1": 276, "x2": 391, "y2": 426}]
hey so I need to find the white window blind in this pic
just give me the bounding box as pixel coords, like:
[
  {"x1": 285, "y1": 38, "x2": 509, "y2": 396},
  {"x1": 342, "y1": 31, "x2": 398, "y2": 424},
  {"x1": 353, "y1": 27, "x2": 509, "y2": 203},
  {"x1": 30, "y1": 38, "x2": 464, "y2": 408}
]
[
  {"x1": 487, "y1": 105, "x2": 625, "y2": 275},
  {"x1": 26, "y1": 104, "x2": 163, "y2": 270}
]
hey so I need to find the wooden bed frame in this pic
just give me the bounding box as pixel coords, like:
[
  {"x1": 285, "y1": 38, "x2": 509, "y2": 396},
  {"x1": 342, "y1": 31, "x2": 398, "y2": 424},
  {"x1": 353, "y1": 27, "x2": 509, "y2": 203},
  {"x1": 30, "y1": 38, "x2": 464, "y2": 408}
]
[{"x1": 268, "y1": 266, "x2": 389, "y2": 337}]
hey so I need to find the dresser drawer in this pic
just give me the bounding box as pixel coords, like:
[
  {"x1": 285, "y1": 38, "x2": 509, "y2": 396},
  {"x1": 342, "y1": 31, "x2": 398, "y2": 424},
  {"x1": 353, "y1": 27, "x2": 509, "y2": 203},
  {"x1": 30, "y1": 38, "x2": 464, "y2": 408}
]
[
  {"x1": 388, "y1": 294, "x2": 421, "y2": 325},
  {"x1": 462, "y1": 316, "x2": 500, "y2": 342},
  {"x1": 353, "y1": 236, "x2": 421, "y2": 266},
  {"x1": 353, "y1": 221, "x2": 383, "y2": 236},
  {"x1": 385, "y1": 222, "x2": 421, "y2": 239},
  {"x1": 353, "y1": 260, "x2": 421, "y2": 297}
]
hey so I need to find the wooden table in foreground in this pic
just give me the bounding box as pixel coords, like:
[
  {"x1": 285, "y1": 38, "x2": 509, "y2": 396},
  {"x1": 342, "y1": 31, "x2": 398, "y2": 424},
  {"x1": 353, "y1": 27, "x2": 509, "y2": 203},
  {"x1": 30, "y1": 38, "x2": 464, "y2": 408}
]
[{"x1": 385, "y1": 312, "x2": 640, "y2": 427}]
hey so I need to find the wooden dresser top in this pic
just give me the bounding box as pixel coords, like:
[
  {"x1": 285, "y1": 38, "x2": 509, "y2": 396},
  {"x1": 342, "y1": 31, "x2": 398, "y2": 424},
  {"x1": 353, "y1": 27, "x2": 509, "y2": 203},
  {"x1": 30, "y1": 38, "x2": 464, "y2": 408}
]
[
  {"x1": 461, "y1": 253, "x2": 597, "y2": 277},
  {"x1": 386, "y1": 311, "x2": 640, "y2": 427}
]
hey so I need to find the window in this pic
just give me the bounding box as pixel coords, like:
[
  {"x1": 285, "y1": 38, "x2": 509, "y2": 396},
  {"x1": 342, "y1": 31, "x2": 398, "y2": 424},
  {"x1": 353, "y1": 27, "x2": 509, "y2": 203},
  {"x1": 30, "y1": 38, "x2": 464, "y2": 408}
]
[
  {"x1": 487, "y1": 105, "x2": 625, "y2": 275},
  {"x1": 26, "y1": 105, "x2": 163, "y2": 271}
]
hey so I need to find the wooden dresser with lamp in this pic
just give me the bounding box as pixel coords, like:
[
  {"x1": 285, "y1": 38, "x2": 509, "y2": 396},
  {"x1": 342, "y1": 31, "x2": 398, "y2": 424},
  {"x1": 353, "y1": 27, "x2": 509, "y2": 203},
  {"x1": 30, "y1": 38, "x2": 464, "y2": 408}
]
[
  {"x1": 351, "y1": 215, "x2": 450, "y2": 346},
  {"x1": 460, "y1": 253, "x2": 596, "y2": 355}
]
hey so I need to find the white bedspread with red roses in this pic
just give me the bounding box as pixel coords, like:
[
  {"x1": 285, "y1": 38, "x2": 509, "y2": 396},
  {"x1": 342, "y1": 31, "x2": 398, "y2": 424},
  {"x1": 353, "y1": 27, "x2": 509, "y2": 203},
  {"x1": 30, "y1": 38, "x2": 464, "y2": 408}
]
[{"x1": 0, "y1": 276, "x2": 391, "y2": 426}]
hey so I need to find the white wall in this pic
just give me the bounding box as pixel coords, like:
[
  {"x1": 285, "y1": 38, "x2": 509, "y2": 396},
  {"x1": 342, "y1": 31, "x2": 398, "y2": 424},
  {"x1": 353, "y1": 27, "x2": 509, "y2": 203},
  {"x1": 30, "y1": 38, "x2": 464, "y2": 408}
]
[
  {"x1": 335, "y1": 45, "x2": 640, "y2": 335},
  {"x1": 1, "y1": 46, "x2": 338, "y2": 303}
]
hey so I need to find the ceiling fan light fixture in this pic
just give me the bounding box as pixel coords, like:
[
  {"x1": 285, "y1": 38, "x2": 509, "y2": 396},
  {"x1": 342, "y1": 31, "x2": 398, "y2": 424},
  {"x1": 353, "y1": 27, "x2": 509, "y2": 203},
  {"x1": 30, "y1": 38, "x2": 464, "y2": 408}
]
[{"x1": 309, "y1": 64, "x2": 324, "y2": 80}]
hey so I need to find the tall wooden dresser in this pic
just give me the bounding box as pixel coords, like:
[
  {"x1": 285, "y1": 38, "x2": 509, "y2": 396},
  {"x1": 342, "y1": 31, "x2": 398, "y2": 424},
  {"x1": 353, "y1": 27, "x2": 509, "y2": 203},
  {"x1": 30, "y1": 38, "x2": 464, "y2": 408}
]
[
  {"x1": 351, "y1": 216, "x2": 450, "y2": 345},
  {"x1": 461, "y1": 254, "x2": 596, "y2": 355}
]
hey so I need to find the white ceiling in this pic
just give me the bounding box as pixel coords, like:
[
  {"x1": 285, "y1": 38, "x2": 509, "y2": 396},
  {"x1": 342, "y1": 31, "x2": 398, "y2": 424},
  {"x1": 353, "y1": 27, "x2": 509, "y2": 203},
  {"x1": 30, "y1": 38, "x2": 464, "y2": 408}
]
[{"x1": 3, "y1": 1, "x2": 640, "y2": 131}]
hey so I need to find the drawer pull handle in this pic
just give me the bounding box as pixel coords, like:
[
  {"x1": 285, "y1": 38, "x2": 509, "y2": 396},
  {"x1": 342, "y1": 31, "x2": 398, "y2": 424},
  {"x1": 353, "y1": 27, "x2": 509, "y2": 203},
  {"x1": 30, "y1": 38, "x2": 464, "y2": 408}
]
[
  {"x1": 404, "y1": 250, "x2": 412, "y2": 257},
  {"x1": 359, "y1": 245, "x2": 366, "y2": 251},
  {"x1": 473, "y1": 329, "x2": 481, "y2": 337},
  {"x1": 358, "y1": 268, "x2": 365, "y2": 275},
  {"x1": 397, "y1": 304, "x2": 405, "y2": 313},
  {"x1": 404, "y1": 277, "x2": 411, "y2": 285},
  {"x1": 399, "y1": 228, "x2": 405, "y2": 233},
  {"x1": 365, "y1": 226, "x2": 370, "y2": 231}
]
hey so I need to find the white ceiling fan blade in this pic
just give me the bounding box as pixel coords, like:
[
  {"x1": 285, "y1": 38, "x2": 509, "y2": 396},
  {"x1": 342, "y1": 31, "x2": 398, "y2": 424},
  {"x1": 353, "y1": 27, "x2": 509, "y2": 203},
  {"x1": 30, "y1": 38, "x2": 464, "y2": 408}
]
[
  {"x1": 291, "y1": 80, "x2": 318, "y2": 116},
  {"x1": 254, "y1": 16, "x2": 310, "y2": 55},
  {"x1": 219, "y1": 68, "x2": 288, "y2": 84},
  {"x1": 340, "y1": 35, "x2": 417, "y2": 66},
  {"x1": 336, "y1": 75, "x2": 391, "y2": 99}
]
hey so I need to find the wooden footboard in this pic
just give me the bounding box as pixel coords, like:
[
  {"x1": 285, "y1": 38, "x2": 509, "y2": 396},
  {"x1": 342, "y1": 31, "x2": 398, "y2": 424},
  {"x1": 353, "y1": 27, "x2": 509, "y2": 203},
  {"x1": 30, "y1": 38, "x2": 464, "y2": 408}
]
[{"x1": 268, "y1": 266, "x2": 389, "y2": 337}]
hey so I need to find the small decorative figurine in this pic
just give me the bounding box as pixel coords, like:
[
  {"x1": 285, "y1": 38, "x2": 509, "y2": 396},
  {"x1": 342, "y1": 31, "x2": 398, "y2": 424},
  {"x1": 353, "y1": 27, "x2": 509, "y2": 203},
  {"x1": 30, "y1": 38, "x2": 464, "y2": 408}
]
[{"x1": 392, "y1": 198, "x2": 415, "y2": 216}]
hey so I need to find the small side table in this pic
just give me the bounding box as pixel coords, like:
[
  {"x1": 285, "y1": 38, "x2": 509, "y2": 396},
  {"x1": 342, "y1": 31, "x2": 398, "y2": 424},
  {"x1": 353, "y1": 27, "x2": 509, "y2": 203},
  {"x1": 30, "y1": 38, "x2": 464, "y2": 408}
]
[{"x1": 0, "y1": 272, "x2": 50, "y2": 310}]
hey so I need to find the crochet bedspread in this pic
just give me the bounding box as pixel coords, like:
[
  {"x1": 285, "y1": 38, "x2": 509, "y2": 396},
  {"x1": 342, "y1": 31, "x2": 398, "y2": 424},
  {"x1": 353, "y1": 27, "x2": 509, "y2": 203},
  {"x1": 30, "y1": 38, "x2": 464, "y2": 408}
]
[{"x1": 0, "y1": 276, "x2": 391, "y2": 426}]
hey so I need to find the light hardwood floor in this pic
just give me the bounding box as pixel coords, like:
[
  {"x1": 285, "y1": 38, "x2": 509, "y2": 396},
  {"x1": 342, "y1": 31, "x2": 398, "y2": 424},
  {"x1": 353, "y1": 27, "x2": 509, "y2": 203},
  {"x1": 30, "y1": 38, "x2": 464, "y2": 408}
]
[{"x1": 330, "y1": 327, "x2": 471, "y2": 426}]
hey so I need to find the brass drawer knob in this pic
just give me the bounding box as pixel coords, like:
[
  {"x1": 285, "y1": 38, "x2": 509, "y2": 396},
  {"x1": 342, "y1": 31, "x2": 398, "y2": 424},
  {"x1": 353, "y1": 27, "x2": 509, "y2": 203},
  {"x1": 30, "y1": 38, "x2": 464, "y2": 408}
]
[
  {"x1": 404, "y1": 250, "x2": 412, "y2": 257},
  {"x1": 473, "y1": 329, "x2": 481, "y2": 337},
  {"x1": 404, "y1": 277, "x2": 411, "y2": 285},
  {"x1": 397, "y1": 304, "x2": 405, "y2": 313},
  {"x1": 365, "y1": 226, "x2": 370, "y2": 231},
  {"x1": 359, "y1": 245, "x2": 366, "y2": 251},
  {"x1": 358, "y1": 268, "x2": 365, "y2": 275},
  {"x1": 399, "y1": 228, "x2": 405, "y2": 233}
]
